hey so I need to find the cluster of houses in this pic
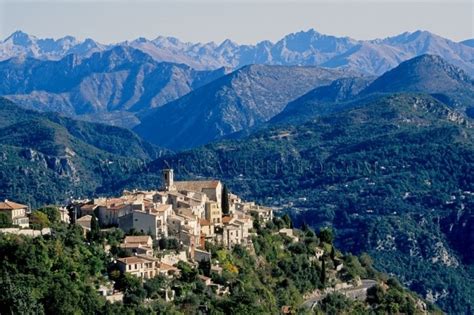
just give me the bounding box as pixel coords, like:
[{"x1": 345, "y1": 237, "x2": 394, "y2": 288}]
[
  {"x1": 0, "y1": 199, "x2": 70, "y2": 237},
  {"x1": 68, "y1": 169, "x2": 273, "y2": 280},
  {"x1": 116, "y1": 235, "x2": 180, "y2": 279},
  {"x1": 1, "y1": 170, "x2": 274, "y2": 284}
]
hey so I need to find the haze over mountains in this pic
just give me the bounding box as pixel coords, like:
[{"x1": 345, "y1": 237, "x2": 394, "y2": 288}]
[
  {"x1": 1, "y1": 27, "x2": 474, "y2": 313},
  {"x1": 134, "y1": 65, "x2": 353, "y2": 150},
  {"x1": 1, "y1": 30, "x2": 474, "y2": 151},
  {"x1": 1, "y1": 29, "x2": 474, "y2": 75},
  {"x1": 271, "y1": 55, "x2": 474, "y2": 125},
  {"x1": 0, "y1": 46, "x2": 228, "y2": 127}
]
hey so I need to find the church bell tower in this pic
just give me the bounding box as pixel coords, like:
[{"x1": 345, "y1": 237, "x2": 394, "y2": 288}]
[{"x1": 162, "y1": 169, "x2": 175, "y2": 191}]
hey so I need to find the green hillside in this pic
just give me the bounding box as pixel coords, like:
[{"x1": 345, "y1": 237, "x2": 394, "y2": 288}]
[
  {"x1": 119, "y1": 93, "x2": 474, "y2": 313},
  {"x1": 0, "y1": 216, "x2": 434, "y2": 314},
  {"x1": 0, "y1": 97, "x2": 165, "y2": 207}
]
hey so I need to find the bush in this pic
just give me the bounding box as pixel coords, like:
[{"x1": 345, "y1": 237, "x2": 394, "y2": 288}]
[{"x1": 29, "y1": 211, "x2": 50, "y2": 230}]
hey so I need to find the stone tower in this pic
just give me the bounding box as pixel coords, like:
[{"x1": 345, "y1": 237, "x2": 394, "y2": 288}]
[{"x1": 162, "y1": 169, "x2": 175, "y2": 191}]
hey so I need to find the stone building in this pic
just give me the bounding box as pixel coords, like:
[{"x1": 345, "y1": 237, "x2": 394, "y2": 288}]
[{"x1": 0, "y1": 200, "x2": 29, "y2": 228}]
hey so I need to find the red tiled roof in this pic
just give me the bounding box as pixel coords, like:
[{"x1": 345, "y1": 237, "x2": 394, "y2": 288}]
[
  {"x1": 174, "y1": 180, "x2": 221, "y2": 192},
  {"x1": 160, "y1": 263, "x2": 179, "y2": 271},
  {"x1": 105, "y1": 198, "x2": 127, "y2": 207},
  {"x1": 0, "y1": 200, "x2": 27, "y2": 210},
  {"x1": 155, "y1": 204, "x2": 171, "y2": 212},
  {"x1": 222, "y1": 216, "x2": 233, "y2": 224},
  {"x1": 123, "y1": 236, "x2": 151, "y2": 244}
]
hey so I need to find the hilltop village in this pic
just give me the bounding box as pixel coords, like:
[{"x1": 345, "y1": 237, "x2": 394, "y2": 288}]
[
  {"x1": 70, "y1": 169, "x2": 273, "y2": 280},
  {"x1": 1, "y1": 169, "x2": 273, "y2": 282},
  {"x1": 0, "y1": 169, "x2": 433, "y2": 313}
]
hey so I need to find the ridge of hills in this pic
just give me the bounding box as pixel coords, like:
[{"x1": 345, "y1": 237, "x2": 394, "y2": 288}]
[
  {"x1": 114, "y1": 93, "x2": 474, "y2": 313},
  {"x1": 0, "y1": 97, "x2": 165, "y2": 207},
  {"x1": 2, "y1": 29, "x2": 473, "y2": 76}
]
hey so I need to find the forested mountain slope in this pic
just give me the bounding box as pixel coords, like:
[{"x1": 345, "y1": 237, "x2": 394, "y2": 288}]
[
  {"x1": 134, "y1": 64, "x2": 352, "y2": 150},
  {"x1": 0, "y1": 98, "x2": 164, "y2": 207},
  {"x1": 118, "y1": 93, "x2": 474, "y2": 313}
]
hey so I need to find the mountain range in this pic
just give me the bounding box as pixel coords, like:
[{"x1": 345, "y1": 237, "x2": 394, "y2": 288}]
[
  {"x1": 271, "y1": 55, "x2": 474, "y2": 125},
  {"x1": 134, "y1": 64, "x2": 354, "y2": 150},
  {"x1": 2, "y1": 29, "x2": 474, "y2": 313},
  {"x1": 2, "y1": 41, "x2": 473, "y2": 151},
  {"x1": 0, "y1": 46, "x2": 228, "y2": 127},
  {"x1": 1, "y1": 29, "x2": 473, "y2": 76}
]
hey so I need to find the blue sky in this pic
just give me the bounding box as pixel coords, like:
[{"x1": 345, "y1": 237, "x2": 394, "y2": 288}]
[{"x1": 0, "y1": 0, "x2": 472, "y2": 43}]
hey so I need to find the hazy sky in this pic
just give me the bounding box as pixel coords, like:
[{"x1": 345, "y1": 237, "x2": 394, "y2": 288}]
[{"x1": 0, "y1": 0, "x2": 472, "y2": 44}]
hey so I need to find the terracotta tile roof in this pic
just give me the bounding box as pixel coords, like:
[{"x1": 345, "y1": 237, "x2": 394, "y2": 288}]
[
  {"x1": 222, "y1": 215, "x2": 233, "y2": 224},
  {"x1": 0, "y1": 200, "x2": 27, "y2": 210},
  {"x1": 123, "y1": 236, "x2": 151, "y2": 244},
  {"x1": 174, "y1": 180, "x2": 221, "y2": 192},
  {"x1": 160, "y1": 262, "x2": 179, "y2": 271},
  {"x1": 136, "y1": 255, "x2": 159, "y2": 262},
  {"x1": 168, "y1": 191, "x2": 186, "y2": 198},
  {"x1": 155, "y1": 204, "x2": 171, "y2": 212},
  {"x1": 177, "y1": 208, "x2": 195, "y2": 219},
  {"x1": 106, "y1": 198, "x2": 127, "y2": 207},
  {"x1": 107, "y1": 205, "x2": 129, "y2": 211}
]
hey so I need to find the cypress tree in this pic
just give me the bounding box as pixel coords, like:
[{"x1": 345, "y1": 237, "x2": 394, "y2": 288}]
[
  {"x1": 221, "y1": 184, "x2": 230, "y2": 215},
  {"x1": 321, "y1": 257, "x2": 326, "y2": 286},
  {"x1": 89, "y1": 213, "x2": 101, "y2": 242}
]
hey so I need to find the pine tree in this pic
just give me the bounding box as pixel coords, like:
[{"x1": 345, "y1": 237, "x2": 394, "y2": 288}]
[{"x1": 221, "y1": 184, "x2": 230, "y2": 215}]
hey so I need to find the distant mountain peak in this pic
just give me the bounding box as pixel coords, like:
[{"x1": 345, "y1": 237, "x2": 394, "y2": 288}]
[
  {"x1": 105, "y1": 45, "x2": 149, "y2": 59},
  {"x1": 397, "y1": 54, "x2": 472, "y2": 81},
  {"x1": 1, "y1": 29, "x2": 473, "y2": 76},
  {"x1": 81, "y1": 38, "x2": 99, "y2": 47},
  {"x1": 218, "y1": 39, "x2": 239, "y2": 49},
  {"x1": 461, "y1": 39, "x2": 474, "y2": 47},
  {"x1": 152, "y1": 36, "x2": 186, "y2": 48},
  {"x1": 4, "y1": 30, "x2": 35, "y2": 46},
  {"x1": 365, "y1": 54, "x2": 473, "y2": 91},
  {"x1": 134, "y1": 37, "x2": 150, "y2": 44}
]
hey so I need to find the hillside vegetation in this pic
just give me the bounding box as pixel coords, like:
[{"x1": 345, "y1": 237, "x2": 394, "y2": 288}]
[
  {"x1": 120, "y1": 93, "x2": 474, "y2": 313},
  {"x1": 0, "y1": 214, "x2": 434, "y2": 314},
  {"x1": 0, "y1": 97, "x2": 164, "y2": 207}
]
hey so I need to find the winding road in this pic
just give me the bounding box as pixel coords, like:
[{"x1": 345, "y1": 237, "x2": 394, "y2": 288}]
[{"x1": 303, "y1": 279, "x2": 377, "y2": 309}]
